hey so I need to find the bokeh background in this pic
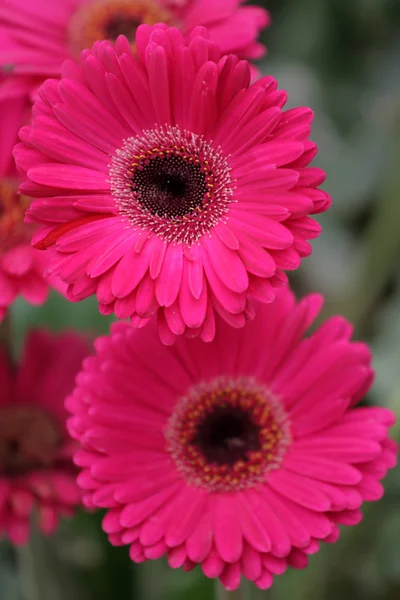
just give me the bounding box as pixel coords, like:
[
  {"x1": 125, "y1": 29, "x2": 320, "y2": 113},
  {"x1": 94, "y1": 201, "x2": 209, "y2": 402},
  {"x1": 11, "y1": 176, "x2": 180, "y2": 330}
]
[{"x1": 2, "y1": 0, "x2": 400, "y2": 598}]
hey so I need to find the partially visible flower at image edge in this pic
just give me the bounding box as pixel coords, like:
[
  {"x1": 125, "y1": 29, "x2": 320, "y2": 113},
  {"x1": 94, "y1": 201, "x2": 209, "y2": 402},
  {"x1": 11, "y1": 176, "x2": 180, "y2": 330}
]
[
  {"x1": 0, "y1": 0, "x2": 269, "y2": 79},
  {"x1": 0, "y1": 177, "x2": 66, "y2": 321},
  {"x1": 0, "y1": 28, "x2": 67, "y2": 320},
  {"x1": 0, "y1": 32, "x2": 32, "y2": 179},
  {"x1": 0, "y1": 330, "x2": 90, "y2": 545},
  {"x1": 67, "y1": 287, "x2": 397, "y2": 590},
  {"x1": 14, "y1": 25, "x2": 331, "y2": 343}
]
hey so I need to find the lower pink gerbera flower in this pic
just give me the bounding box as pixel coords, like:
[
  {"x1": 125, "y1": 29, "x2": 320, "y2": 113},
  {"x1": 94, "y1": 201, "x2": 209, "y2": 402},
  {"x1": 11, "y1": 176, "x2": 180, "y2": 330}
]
[
  {"x1": 0, "y1": 329, "x2": 90, "y2": 545},
  {"x1": 67, "y1": 288, "x2": 397, "y2": 590}
]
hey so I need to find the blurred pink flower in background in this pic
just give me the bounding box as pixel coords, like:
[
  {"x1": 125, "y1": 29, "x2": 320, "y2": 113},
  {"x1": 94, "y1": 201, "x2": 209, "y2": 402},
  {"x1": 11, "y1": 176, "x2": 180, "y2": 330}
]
[
  {"x1": 15, "y1": 25, "x2": 331, "y2": 342},
  {"x1": 0, "y1": 28, "x2": 67, "y2": 320},
  {"x1": 67, "y1": 288, "x2": 396, "y2": 590},
  {"x1": 0, "y1": 178, "x2": 61, "y2": 321},
  {"x1": 0, "y1": 27, "x2": 38, "y2": 178},
  {"x1": 0, "y1": 80, "x2": 30, "y2": 179},
  {"x1": 0, "y1": 0, "x2": 269, "y2": 77},
  {"x1": 0, "y1": 330, "x2": 90, "y2": 545}
]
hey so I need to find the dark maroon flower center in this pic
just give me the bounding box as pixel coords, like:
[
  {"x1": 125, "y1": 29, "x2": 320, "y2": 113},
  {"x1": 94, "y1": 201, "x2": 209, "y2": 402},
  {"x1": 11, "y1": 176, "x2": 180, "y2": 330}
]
[
  {"x1": 132, "y1": 155, "x2": 208, "y2": 219},
  {"x1": 105, "y1": 14, "x2": 141, "y2": 41},
  {"x1": 0, "y1": 405, "x2": 61, "y2": 477},
  {"x1": 193, "y1": 405, "x2": 262, "y2": 466}
]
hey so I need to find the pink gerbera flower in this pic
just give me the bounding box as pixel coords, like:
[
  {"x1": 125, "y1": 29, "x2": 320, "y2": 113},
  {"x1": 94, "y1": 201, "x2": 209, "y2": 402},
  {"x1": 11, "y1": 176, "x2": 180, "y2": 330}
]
[
  {"x1": 0, "y1": 29, "x2": 66, "y2": 319},
  {"x1": 0, "y1": 0, "x2": 269, "y2": 77},
  {"x1": 0, "y1": 329, "x2": 90, "y2": 545},
  {"x1": 67, "y1": 288, "x2": 396, "y2": 590},
  {"x1": 15, "y1": 26, "x2": 331, "y2": 342},
  {"x1": 0, "y1": 27, "x2": 35, "y2": 178},
  {"x1": 0, "y1": 178, "x2": 57, "y2": 321},
  {"x1": 0, "y1": 85, "x2": 29, "y2": 178}
]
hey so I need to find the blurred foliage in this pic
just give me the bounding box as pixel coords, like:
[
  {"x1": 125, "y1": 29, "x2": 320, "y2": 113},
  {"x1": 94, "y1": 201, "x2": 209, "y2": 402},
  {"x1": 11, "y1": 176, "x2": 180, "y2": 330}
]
[{"x1": 2, "y1": 0, "x2": 400, "y2": 598}]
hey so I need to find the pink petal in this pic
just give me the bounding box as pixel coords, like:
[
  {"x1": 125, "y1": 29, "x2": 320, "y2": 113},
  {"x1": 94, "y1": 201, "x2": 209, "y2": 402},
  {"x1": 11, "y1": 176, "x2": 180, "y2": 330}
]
[{"x1": 214, "y1": 494, "x2": 243, "y2": 563}]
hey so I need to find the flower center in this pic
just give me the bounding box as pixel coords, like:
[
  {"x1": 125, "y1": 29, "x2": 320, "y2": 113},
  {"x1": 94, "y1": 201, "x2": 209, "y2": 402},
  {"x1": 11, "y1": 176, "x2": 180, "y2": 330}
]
[
  {"x1": 68, "y1": 0, "x2": 174, "y2": 56},
  {"x1": 166, "y1": 376, "x2": 291, "y2": 492},
  {"x1": 194, "y1": 405, "x2": 261, "y2": 465},
  {"x1": 0, "y1": 179, "x2": 31, "y2": 254},
  {"x1": 0, "y1": 405, "x2": 61, "y2": 477},
  {"x1": 105, "y1": 14, "x2": 141, "y2": 41},
  {"x1": 110, "y1": 125, "x2": 234, "y2": 245},
  {"x1": 132, "y1": 155, "x2": 208, "y2": 219}
]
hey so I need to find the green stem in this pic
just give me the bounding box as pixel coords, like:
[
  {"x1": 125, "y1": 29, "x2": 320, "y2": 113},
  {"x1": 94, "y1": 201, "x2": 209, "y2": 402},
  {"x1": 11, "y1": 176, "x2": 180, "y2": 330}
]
[
  {"x1": 0, "y1": 312, "x2": 13, "y2": 359},
  {"x1": 16, "y1": 542, "x2": 46, "y2": 600},
  {"x1": 16, "y1": 528, "x2": 83, "y2": 600}
]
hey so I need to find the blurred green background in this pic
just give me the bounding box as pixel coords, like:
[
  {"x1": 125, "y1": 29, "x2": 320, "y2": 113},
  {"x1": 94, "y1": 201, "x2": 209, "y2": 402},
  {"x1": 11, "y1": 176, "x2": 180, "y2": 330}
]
[{"x1": 2, "y1": 0, "x2": 400, "y2": 598}]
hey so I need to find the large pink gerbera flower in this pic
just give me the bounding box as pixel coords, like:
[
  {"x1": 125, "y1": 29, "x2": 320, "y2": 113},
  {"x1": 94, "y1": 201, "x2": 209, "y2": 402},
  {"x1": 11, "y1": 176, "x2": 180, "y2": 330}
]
[
  {"x1": 0, "y1": 0, "x2": 269, "y2": 77},
  {"x1": 15, "y1": 26, "x2": 331, "y2": 342},
  {"x1": 0, "y1": 329, "x2": 90, "y2": 545},
  {"x1": 67, "y1": 288, "x2": 396, "y2": 590}
]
